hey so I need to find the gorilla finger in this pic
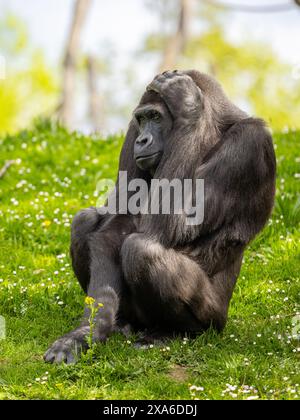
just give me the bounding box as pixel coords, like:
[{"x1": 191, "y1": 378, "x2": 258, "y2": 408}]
[
  {"x1": 121, "y1": 323, "x2": 133, "y2": 338},
  {"x1": 54, "y1": 351, "x2": 67, "y2": 364},
  {"x1": 171, "y1": 70, "x2": 185, "y2": 77},
  {"x1": 146, "y1": 80, "x2": 162, "y2": 94},
  {"x1": 154, "y1": 73, "x2": 167, "y2": 83},
  {"x1": 162, "y1": 70, "x2": 184, "y2": 79},
  {"x1": 44, "y1": 350, "x2": 55, "y2": 364},
  {"x1": 147, "y1": 72, "x2": 172, "y2": 91},
  {"x1": 162, "y1": 70, "x2": 174, "y2": 79},
  {"x1": 133, "y1": 342, "x2": 150, "y2": 350},
  {"x1": 66, "y1": 352, "x2": 76, "y2": 364}
]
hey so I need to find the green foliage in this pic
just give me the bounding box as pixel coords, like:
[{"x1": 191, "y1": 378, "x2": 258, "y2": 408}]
[
  {"x1": 0, "y1": 14, "x2": 27, "y2": 54},
  {"x1": 0, "y1": 122, "x2": 299, "y2": 400},
  {"x1": 185, "y1": 26, "x2": 300, "y2": 130},
  {"x1": 0, "y1": 15, "x2": 58, "y2": 134},
  {"x1": 143, "y1": 6, "x2": 300, "y2": 130}
]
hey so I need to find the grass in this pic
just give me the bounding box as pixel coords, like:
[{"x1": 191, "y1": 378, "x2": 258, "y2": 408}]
[{"x1": 0, "y1": 119, "x2": 299, "y2": 400}]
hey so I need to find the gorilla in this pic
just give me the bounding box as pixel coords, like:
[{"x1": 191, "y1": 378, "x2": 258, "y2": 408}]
[{"x1": 44, "y1": 70, "x2": 276, "y2": 364}]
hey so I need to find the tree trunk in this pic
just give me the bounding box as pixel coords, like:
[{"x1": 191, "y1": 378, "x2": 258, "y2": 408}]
[
  {"x1": 59, "y1": 0, "x2": 92, "y2": 128},
  {"x1": 159, "y1": 0, "x2": 192, "y2": 72},
  {"x1": 87, "y1": 55, "x2": 103, "y2": 132}
]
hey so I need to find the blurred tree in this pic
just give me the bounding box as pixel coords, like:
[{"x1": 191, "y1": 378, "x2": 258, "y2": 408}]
[
  {"x1": 0, "y1": 14, "x2": 58, "y2": 134},
  {"x1": 204, "y1": 0, "x2": 297, "y2": 13},
  {"x1": 159, "y1": 0, "x2": 192, "y2": 71},
  {"x1": 143, "y1": 0, "x2": 300, "y2": 130},
  {"x1": 86, "y1": 55, "x2": 104, "y2": 131},
  {"x1": 59, "y1": 0, "x2": 92, "y2": 128}
]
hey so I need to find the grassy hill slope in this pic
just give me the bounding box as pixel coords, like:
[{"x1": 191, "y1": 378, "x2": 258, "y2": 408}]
[{"x1": 0, "y1": 120, "x2": 299, "y2": 400}]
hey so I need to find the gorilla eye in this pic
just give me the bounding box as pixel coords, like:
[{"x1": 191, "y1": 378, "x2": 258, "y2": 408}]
[
  {"x1": 149, "y1": 111, "x2": 161, "y2": 121},
  {"x1": 136, "y1": 115, "x2": 147, "y2": 126}
]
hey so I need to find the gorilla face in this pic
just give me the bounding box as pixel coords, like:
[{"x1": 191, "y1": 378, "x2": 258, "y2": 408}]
[{"x1": 133, "y1": 103, "x2": 172, "y2": 172}]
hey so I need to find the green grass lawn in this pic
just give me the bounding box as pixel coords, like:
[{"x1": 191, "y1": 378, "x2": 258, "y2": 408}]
[{"x1": 0, "y1": 120, "x2": 299, "y2": 400}]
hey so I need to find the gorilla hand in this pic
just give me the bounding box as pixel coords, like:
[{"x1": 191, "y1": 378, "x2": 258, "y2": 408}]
[
  {"x1": 44, "y1": 326, "x2": 90, "y2": 364},
  {"x1": 147, "y1": 70, "x2": 202, "y2": 126}
]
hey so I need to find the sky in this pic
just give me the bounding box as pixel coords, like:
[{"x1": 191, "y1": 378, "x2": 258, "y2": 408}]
[
  {"x1": 0, "y1": 0, "x2": 299, "y2": 65},
  {"x1": 0, "y1": 0, "x2": 300, "y2": 131}
]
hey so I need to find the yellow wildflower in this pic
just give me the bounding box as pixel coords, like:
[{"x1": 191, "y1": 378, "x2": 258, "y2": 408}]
[{"x1": 85, "y1": 296, "x2": 95, "y2": 305}]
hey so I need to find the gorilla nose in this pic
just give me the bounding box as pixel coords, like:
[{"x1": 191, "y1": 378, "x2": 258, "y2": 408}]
[{"x1": 136, "y1": 134, "x2": 153, "y2": 148}]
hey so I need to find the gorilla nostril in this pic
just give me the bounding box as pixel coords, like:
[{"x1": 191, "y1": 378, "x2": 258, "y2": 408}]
[{"x1": 137, "y1": 135, "x2": 152, "y2": 146}]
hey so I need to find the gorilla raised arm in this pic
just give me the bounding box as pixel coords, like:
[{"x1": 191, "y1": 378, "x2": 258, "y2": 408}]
[{"x1": 44, "y1": 70, "x2": 276, "y2": 364}]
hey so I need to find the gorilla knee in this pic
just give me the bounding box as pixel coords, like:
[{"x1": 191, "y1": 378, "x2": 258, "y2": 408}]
[
  {"x1": 199, "y1": 305, "x2": 227, "y2": 333},
  {"x1": 71, "y1": 207, "x2": 99, "y2": 239},
  {"x1": 121, "y1": 234, "x2": 162, "y2": 285},
  {"x1": 121, "y1": 234, "x2": 140, "y2": 283},
  {"x1": 70, "y1": 208, "x2": 100, "y2": 294}
]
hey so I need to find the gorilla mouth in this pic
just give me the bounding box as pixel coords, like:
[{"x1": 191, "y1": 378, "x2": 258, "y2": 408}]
[
  {"x1": 135, "y1": 151, "x2": 161, "y2": 162},
  {"x1": 135, "y1": 151, "x2": 162, "y2": 171}
]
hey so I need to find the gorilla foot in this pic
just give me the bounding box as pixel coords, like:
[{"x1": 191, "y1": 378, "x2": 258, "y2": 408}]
[
  {"x1": 134, "y1": 330, "x2": 173, "y2": 349},
  {"x1": 44, "y1": 326, "x2": 90, "y2": 364},
  {"x1": 113, "y1": 323, "x2": 133, "y2": 338}
]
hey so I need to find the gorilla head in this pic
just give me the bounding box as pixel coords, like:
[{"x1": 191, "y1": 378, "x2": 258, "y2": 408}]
[
  {"x1": 133, "y1": 94, "x2": 172, "y2": 172},
  {"x1": 131, "y1": 70, "x2": 246, "y2": 179}
]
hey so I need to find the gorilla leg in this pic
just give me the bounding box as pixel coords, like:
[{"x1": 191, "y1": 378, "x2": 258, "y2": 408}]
[
  {"x1": 70, "y1": 207, "x2": 104, "y2": 293},
  {"x1": 44, "y1": 211, "x2": 135, "y2": 363},
  {"x1": 121, "y1": 233, "x2": 240, "y2": 337},
  {"x1": 86, "y1": 214, "x2": 136, "y2": 340}
]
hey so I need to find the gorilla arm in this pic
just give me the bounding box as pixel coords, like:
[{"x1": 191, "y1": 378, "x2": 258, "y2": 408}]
[
  {"x1": 146, "y1": 71, "x2": 276, "y2": 275},
  {"x1": 186, "y1": 117, "x2": 276, "y2": 276},
  {"x1": 195, "y1": 118, "x2": 276, "y2": 241}
]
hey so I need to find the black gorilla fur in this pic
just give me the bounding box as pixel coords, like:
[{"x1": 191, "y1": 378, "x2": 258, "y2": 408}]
[{"x1": 44, "y1": 70, "x2": 276, "y2": 364}]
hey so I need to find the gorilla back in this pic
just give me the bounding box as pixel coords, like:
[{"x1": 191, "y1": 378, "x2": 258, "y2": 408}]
[{"x1": 44, "y1": 70, "x2": 276, "y2": 364}]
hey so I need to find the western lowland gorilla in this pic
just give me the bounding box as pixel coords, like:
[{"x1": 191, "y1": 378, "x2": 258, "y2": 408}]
[{"x1": 44, "y1": 70, "x2": 276, "y2": 363}]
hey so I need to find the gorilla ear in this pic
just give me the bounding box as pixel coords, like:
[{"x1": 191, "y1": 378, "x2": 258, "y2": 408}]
[{"x1": 197, "y1": 87, "x2": 204, "y2": 105}]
